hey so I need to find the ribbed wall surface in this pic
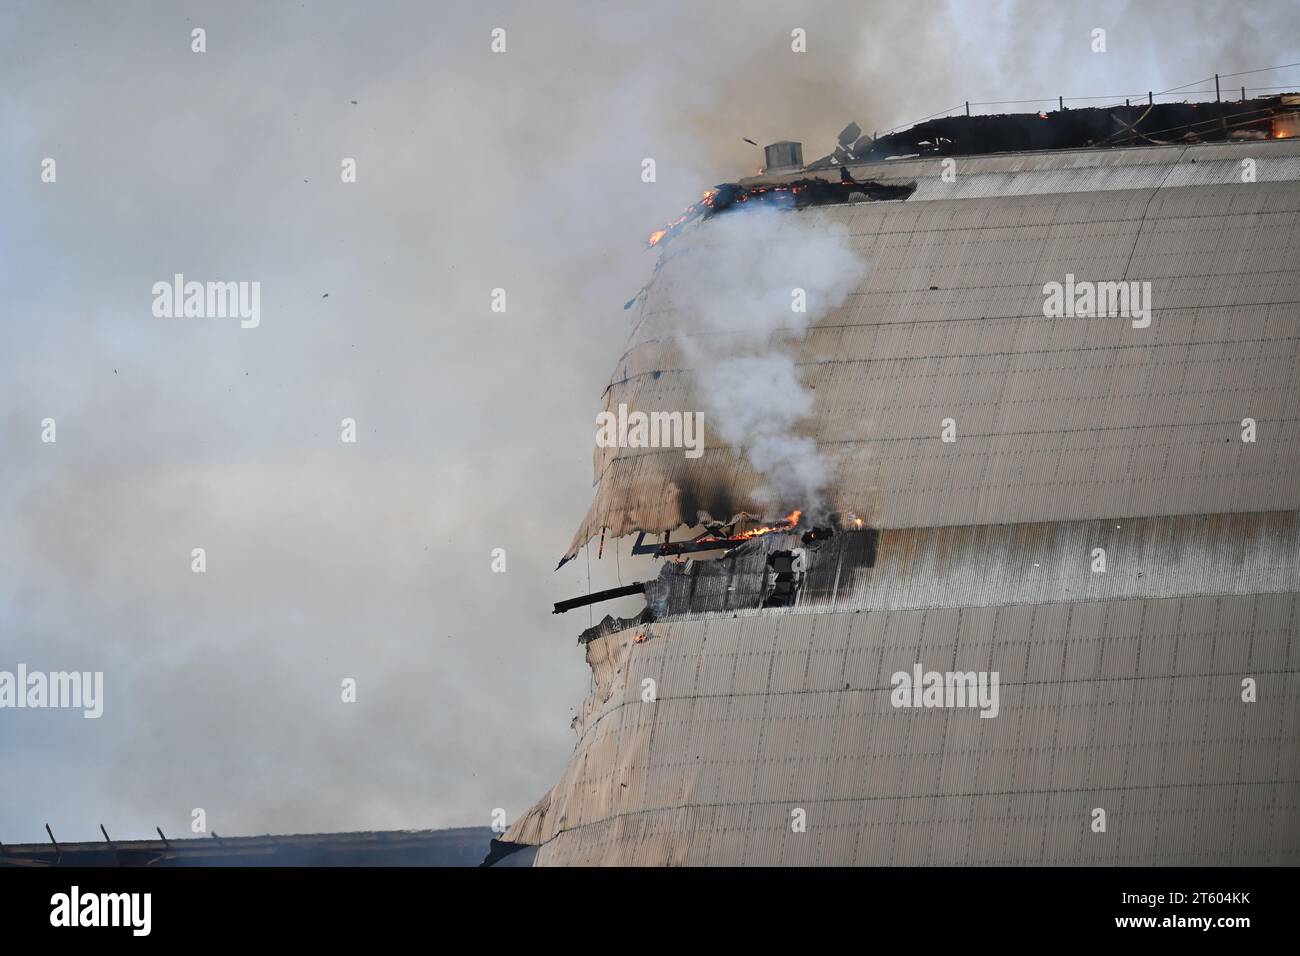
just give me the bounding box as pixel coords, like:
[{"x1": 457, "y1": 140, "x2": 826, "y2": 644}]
[
  {"x1": 568, "y1": 140, "x2": 1300, "y2": 557},
  {"x1": 517, "y1": 139, "x2": 1300, "y2": 865},
  {"x1": 508, "y1": 601, "x2": 1299, "y2": 865}
]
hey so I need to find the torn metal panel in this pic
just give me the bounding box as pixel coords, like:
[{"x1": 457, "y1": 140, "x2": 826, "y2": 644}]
[
  {"x1": 578, "y1": 610, "x2": 652, "y2": 646},
  {"x1": 639, "y1": 512, "x2": 1300, "y2": 620}
]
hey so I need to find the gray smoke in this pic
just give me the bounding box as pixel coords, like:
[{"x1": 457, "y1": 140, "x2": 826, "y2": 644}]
[{"x1": 668, "y1": 206, "x2": 862, "y2": 517}]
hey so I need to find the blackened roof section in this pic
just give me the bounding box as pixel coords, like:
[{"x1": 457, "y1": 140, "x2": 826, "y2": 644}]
[{"x1": 811, "y1": 94, "x2": 1300, "y2": 166}]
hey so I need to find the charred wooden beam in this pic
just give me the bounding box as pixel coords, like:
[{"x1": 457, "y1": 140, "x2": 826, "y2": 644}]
[{"x1": 553, "y1": 581, "x2": 647, "y2": 615}]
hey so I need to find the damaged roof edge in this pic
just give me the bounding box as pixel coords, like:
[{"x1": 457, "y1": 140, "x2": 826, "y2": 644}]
[
  {"x1": 646, "y1": 172, "x2": 916, "y2": 249},
  {"x1": 796, "y1": 93, "x2": 1300, "y2": 173}
]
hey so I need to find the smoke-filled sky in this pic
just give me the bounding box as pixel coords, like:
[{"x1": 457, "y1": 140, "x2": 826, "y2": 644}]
[{"x1": 1, "y1": 0, "x2": 1297, "y2": 844}]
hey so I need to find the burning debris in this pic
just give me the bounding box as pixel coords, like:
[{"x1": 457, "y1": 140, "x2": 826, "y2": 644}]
[
  {"x1": 555, "y1": 511, "x2": 841, "y2": 617},
  {"x1": 649, "y1": 509, "x2": 805, "y2": 556},
  {"x1": 629, "y1": 509, "x2": 840, "y2": 559},
  {"x1": 1275, "y1": 110, "x2": 1300, "y2": 139},
  {"x1": 646, "y1": 176, "x2": 914, "y2": 248}
]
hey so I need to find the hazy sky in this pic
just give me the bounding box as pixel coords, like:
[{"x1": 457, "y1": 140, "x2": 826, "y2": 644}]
[{"x1": 2, "y1": 0, "x2": 1296, "y2": 844}]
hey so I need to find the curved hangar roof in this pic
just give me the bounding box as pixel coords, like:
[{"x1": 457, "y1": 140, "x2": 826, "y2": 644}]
[{"x1": 567, "y1": 140, "x2": 1300, "y2": 559}]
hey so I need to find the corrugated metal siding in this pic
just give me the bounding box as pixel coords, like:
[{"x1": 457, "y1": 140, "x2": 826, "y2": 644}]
[
  {"x1": 505, "y1": 597, "x2": 1300, "y2": 864},
  {"x1": 566, "y1": 141, "x2": 1300, "y2": 557}
]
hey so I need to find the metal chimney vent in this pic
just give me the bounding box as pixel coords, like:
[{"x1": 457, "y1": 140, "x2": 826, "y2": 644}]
[{"x1": 763, "y1": 141, "x2": 803, "y2": 171}]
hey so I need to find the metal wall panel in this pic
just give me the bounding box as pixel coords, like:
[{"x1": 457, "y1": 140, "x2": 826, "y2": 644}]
[{"x1": 505, "y1": 598, "x2": 1299, "y2": 865}]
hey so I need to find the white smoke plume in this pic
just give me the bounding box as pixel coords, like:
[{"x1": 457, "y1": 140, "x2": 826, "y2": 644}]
[{"x1": 667, "y1": 204, "x2": 863, "y2": 519}]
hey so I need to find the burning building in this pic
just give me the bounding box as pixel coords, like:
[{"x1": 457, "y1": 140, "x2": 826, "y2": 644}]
[{"x1": 499, "y1": 94, "x2": 1300, "y2": 865}]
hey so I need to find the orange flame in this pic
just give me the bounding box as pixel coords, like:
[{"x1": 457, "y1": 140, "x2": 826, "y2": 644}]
[
  {"x1": 645, "y1": 189, "x2": 727, "y2": 247},
  {"x1": 699, "y1": 509, "x2": 803, "y2": 544}
]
